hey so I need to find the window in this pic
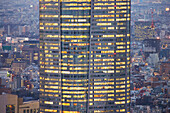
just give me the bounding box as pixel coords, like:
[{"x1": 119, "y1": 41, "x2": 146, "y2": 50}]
[{"x1": 6, "y1": 105, "x2": 15, "y2": 113}]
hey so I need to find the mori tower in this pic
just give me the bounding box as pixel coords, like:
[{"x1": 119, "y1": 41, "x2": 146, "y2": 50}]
[{"x1": 39, "y1": 0, "x2": 131, "y2": 113}]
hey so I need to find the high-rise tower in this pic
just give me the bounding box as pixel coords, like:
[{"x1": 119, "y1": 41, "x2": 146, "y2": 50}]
[{"x1": 39, "y1": 0, "x2": 131, "y2": 113}]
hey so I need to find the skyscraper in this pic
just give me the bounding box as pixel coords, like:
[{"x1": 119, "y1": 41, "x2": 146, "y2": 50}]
[{"x1": 39, "y1": 0, "x2": 131, "y2": 113}]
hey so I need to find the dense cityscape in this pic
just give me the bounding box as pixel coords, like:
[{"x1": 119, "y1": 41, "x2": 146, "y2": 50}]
[{"x1": 0, "y1": 0, "x2": 169, "y2": 113}]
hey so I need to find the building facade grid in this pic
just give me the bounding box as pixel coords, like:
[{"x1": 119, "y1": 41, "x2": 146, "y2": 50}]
[{"x1": 39, "y1": 0, "x2": 131, "y2": 113}]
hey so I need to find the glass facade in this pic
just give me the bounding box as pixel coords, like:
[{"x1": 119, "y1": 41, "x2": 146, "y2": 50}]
[{"x1": 39, "y1": 0, "x2": 130, "y2": 113}]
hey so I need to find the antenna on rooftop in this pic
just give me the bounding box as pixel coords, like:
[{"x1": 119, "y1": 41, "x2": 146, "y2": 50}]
[
  {"x1": 151, "y1": 9, "x2": 155, "y2": 29},
  {"x1": 150, "y1": 8, "x2": 156, "y2": 39}
]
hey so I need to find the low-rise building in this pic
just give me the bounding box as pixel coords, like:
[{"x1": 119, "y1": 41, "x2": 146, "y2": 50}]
[
  {"x1": 0, "y1": 94, "x2": 39, "y2": 113},
  {"x1": 0, "y1": 94, "x2": 20, "y2": 113},
  {"x1": 19, "y1": 100, "x2": 39, "y2": 113}
]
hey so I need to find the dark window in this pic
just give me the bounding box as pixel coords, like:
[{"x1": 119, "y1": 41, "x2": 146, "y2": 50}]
[
  {"x1": 34, "y1": 109, "x2": 36, "y2": 113},
  {"x1": 6, "y1": 105, "x2": 15, "y2": 113}
]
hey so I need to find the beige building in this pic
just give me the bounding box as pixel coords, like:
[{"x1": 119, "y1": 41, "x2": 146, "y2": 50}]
[
  {"x1": 19, "y1": 100, "x2": 39, "y2": 113},
  {"x1": 0, "y1": 94, "x2": 20, "y2": 113},
  {"x1": 0, "y1": 94, "x2": 39, "y2": 113}
]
